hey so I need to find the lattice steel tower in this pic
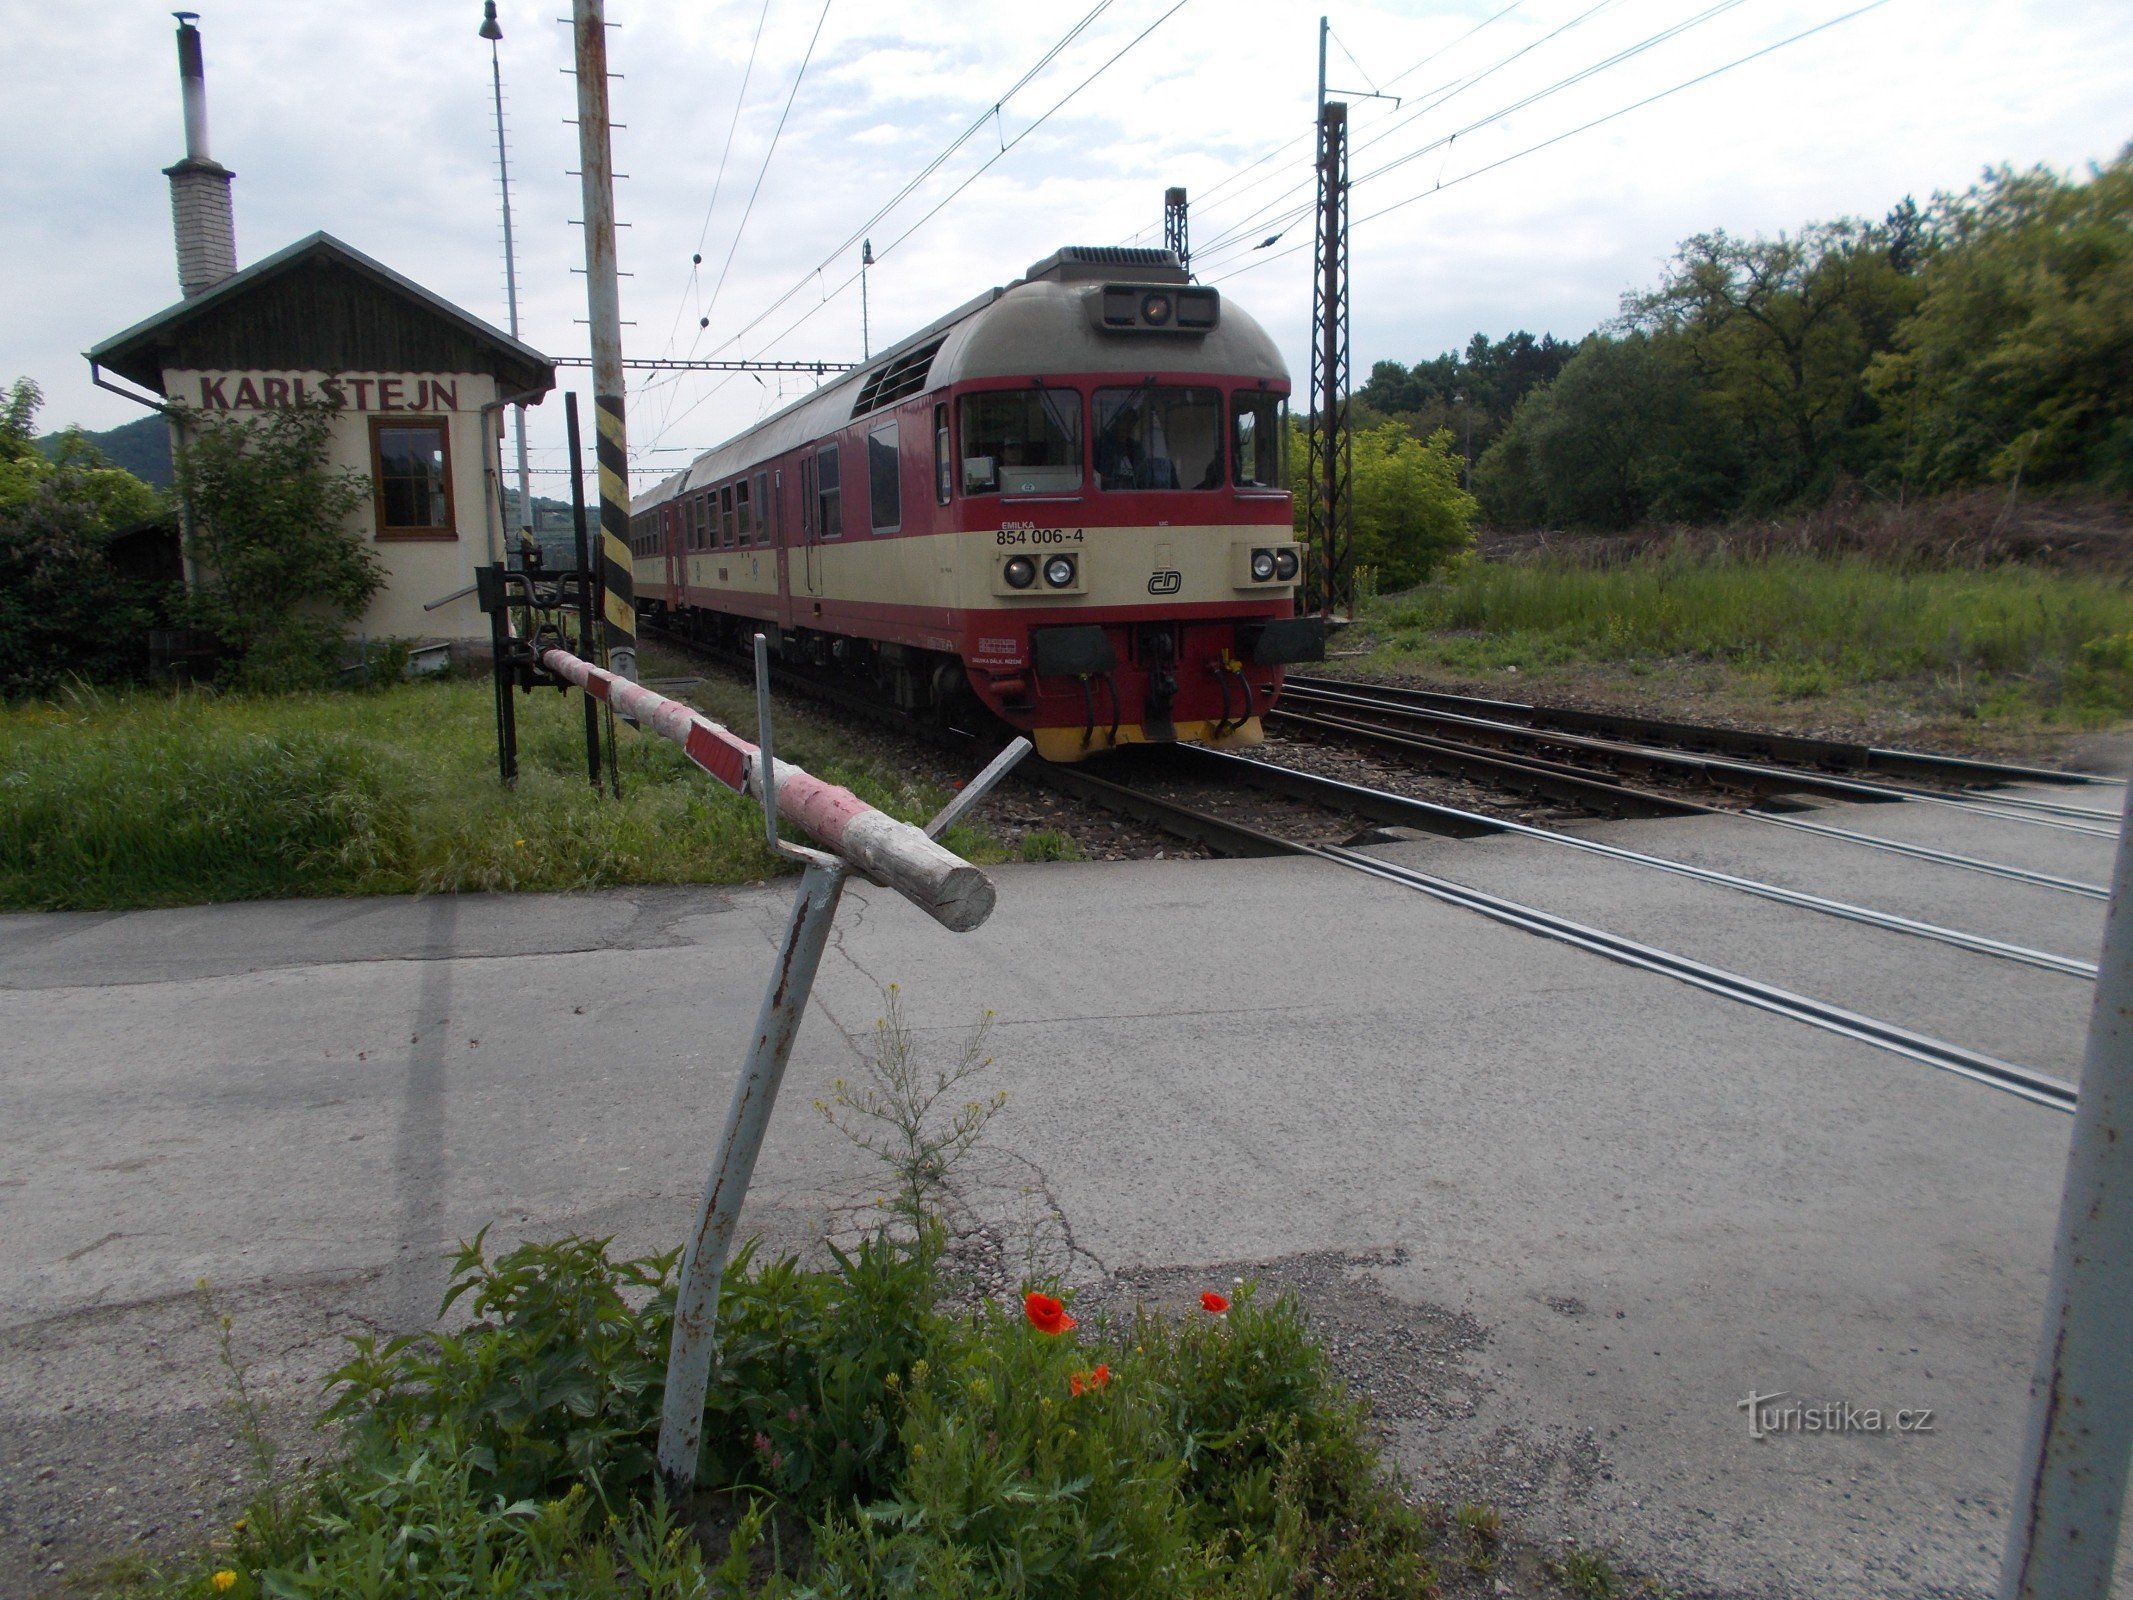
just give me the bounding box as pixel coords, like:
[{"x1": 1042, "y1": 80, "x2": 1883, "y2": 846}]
[{"x1": 1305, "y1": 98, "x2": 1351, "y2": 619}]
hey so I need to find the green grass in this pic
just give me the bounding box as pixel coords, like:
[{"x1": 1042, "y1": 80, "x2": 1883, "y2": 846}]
[
  {"x1": 0, "y1": 675, "x2": 996, "y2": 913},
  {"x1": 121, "y1": 1231, "x2": 1446, "y2": 1599},
  {"x1": 1358, "y1": 550, "x2": 2133, "y2": 730}
]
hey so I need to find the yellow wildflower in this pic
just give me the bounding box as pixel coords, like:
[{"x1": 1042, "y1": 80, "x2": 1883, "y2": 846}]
[{"x1": 212, "y1": 1572, "x2": 238, "y2": 1593}]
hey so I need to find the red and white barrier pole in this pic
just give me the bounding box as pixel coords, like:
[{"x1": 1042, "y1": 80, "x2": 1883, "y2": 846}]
[{"x1": 536, "y1": 646, "x2": 995, "y2": 932}]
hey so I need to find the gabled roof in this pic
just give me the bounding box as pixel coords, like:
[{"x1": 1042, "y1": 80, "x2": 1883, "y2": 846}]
[{"x1": 88, "y1": 231, "x2": 555, "y2": 398}]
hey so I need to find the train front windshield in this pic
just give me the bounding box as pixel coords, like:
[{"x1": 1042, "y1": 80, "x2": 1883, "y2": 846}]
[
  {"x1": 961, "y1": 391, "x2": 1082, "y2": 494},
  {"x1": 1093, "y1": 387, "x2": 1223, "y2": 491}
]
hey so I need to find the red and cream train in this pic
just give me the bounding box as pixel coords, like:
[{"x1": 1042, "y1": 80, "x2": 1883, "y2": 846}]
[{"x1": 628, "y1": 245, "x2": 1324, "y2": 762}]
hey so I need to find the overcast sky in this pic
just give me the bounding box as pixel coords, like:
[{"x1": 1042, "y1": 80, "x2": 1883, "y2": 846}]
[{"x1": 7, "y1": 0, "x2": 2127, "y2": 491}]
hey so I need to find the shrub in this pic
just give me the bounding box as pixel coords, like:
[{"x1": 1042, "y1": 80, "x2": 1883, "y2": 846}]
[{"x1": 170, "y1": 396, "x2": 381, "y2": 690}]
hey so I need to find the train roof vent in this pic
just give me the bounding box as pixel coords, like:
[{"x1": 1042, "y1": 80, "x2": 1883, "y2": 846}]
[
  {"x1": 851, "y1": 336, "x2": 945, "y2": 418},
  {"x1": 1023, "y1": 245, "x2": 1187, "y2": 284}
]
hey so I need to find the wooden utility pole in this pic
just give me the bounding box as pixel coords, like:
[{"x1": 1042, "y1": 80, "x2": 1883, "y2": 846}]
[{"x1": 571, "y1": 0, "x2": 637, "y2": 679}]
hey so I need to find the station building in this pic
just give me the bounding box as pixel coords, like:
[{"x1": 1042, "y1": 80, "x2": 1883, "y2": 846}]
[{"x1": 85, "y1": 16, "x2": 554, "y2": 659}]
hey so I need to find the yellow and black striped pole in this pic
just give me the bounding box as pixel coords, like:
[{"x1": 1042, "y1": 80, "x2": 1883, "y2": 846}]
[
  {"x1": 594, "y1": 393, "x2": 636, "y2": 677},
  {"x1": 572, "y1": 0, "x2": 637, "y2": 679}
]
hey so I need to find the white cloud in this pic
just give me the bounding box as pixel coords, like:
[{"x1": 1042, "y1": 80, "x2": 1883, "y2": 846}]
[{"x1": 4, "y1": 0, "x2": 2126, "y2": 495}]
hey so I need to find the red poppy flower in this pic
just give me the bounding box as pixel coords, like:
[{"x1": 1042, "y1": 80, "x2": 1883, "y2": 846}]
[
  {"x1": 1068, "y1": 1363, "x2": 1112, "y2": 1397},
  {"x1": 1024, "y1": 1290, "x2": 1076, "y2": 1335},
  {"x1": 1200, "y1": 1290, "x2": 1231, "y2": 1316}
]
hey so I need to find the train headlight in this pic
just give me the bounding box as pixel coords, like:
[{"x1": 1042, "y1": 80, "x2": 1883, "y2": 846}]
[
  {"x1": 1273, "y1": 547, "x2": 1299, "y2": 581},
  {"x1": 1043, "y1": 554, "x2": 1078, "y2": 589},
  {"x1": 1250, "y1": 548, "x2": 1277, "y2": 582},
  {"x1": 1003, "y1": 555, "x2": 1038, "y2": 589}
]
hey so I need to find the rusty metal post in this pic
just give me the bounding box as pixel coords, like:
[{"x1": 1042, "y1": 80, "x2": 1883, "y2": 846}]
[
  {"x1": 1999, "y1": 777, "x2": 2133, "y2": 1599},
  {"x1": 653, "y1": 636, "x2": 1028, "y2": 1492}
]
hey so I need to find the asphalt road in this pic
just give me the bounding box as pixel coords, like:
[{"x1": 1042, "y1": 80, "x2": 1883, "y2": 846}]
[{"x1": 3, "y1": 779, "x2": 2129, "y2": 1597}]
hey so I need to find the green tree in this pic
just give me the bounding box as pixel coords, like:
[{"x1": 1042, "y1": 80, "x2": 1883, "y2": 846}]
[
  {"x1": 1295, "y1": 418, "x2": 1476, "y2": 592},
  {"x1": 1869, "y1": 148, "x2": 2133, "y2": 492},
  {"x1": 172, "y1": 396, "x2": 381, "y2": 690},
  {"x1": 1625, "y1": 220, "x2": 1919, "y2": 506},
  {"x1": 1474, "y1": 333, "x2": 1732, "y2": 530},
  {"x1": 0, "y1": 378, "x2": 172, "y2": 695}
]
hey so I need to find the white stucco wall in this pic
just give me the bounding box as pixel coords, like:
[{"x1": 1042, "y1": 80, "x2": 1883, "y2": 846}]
[{"x1": 163, "y1": 368, "x2": 507, "y2": 645}]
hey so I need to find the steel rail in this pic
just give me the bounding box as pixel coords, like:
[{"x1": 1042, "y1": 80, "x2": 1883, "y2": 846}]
[
  {"x1": 1187, "y1": 748, "x2": 2097, "y2": 980},
  {"x1": 1031, "y1": 755, "x2": 2078, "y2": 1112},
  {"x1": 1318, "y1": 844, "x2": 2079, "y2": 1114},
  {"x1": 1283, "y1": 682, "x2": 2120, "y2": 837},
  {"x1": 1286, "y1": 673, "x2": 2122, "y2": 790},
  {"x1": 1745, "y1": 811, "x2": 2108, "y2": 900},
  {"x1": 1272, "y1": 706, "x2": 1711, "y2": 818},
  {"x1": 1274, "y1": 697, "x2": 2111, "y2": 898}
]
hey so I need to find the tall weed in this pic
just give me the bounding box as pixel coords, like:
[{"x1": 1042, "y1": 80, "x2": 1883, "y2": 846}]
[{"x1": 1370, "y1": 550, "x2": 2133, "y2": 719}]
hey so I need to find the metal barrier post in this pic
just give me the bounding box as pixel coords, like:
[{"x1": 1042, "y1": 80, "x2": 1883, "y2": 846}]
[
  {"x1": 652, "y1": 635, "x2": 1028, "y2": 1493},
  {"x1": 655, "y1": 850, "x2": 847, "y2": 1491},
  {"x1": 1999, "y1": 778, "x2": 2133, "y2": 1599}
]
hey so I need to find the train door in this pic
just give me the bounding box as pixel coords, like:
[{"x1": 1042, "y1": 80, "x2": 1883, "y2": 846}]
[
  {"x1": 800, "y1": 455, "x2": 825, "y2": 599},
  {"x1": 665, "y1": 500, "x2": 684, "y2": 603}
]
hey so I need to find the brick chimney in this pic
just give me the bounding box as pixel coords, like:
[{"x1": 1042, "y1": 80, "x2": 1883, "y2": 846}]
[{"x1": 164, "y1": 12, "x2": 236, "y2": 297}]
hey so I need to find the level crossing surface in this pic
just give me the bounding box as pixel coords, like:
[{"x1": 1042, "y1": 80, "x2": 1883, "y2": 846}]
[{"x1": 1, "y1": 789, "x2": 2127, "y2": 1597}]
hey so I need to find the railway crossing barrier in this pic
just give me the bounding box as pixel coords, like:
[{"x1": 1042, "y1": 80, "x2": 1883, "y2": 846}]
[{"x1": 520, "y1": 632, "x2": 1027, "y2": 1493}]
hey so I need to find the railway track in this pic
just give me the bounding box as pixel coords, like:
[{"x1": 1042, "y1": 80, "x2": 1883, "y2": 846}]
[
  {"x1": 1275, "y1": 678, "x2": 2122, "y2": 835},
  {"x1": 1285, "y1": 673, "x2": 2122, "y2": 791},
  {"x1": 1037, "y1": 749, "x2": 2083, "y2": 1114},
  {"x1": 651, "y1": 628, "x2": 2092, "y2": 1112}
]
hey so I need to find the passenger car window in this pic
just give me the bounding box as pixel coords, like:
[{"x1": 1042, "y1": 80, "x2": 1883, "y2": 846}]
[
  {"x1": 816, "y1": 444, "x2": 842, "y2": 537},
  {"x1": 958, "y1": 390, "x2": 1081, "y2": 494},
  {"x1": 1093, "y1": 387, "x2": 1222, "y2": 491},
  {"x1": 869, "y1": 422, "x2": 902, "y2": 533}
]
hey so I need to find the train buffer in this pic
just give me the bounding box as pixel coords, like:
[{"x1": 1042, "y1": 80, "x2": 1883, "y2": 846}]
[{"x1": 520, "y1": 623, "x2": 1030, "y2": 1495}]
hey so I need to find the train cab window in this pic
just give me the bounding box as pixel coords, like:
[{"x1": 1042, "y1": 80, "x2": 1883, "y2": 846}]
[
  {"x1": 1094, "y1": 387, "x2": 1222, "y2": 491},
  {"x1": 815, "y1": 444, "x2": 843, "y2": 538},
  {"x1": 697, "y1": 493, "x2": 712, "y2": 550},
  {"x1": 959, "y1": 390, "x2": 1080, "y2": 494},
  {"x1": 735, "y1": 478, "x2": 754, "y2": 544},
  {"x1": 719, "y1": 484, "x2": 736, "y2": 547},
  {"x1": 1232, "y1": 393, "x2": 1288, "y2": 489},
  {"x1": 754, "y1": 470, "x2": 773, "y2": 545},
  {"x1": 869, "y1": 422, "x2": 902, "y2": 534},
  {"x1": 934, "y1": 403, "x2": 951, "y2": 505}
]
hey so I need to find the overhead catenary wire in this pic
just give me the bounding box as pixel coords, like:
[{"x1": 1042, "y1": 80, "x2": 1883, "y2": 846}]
[
  {"x1": 1184, "y1": 0, "x2": 1621, "y2": 262},
  {"x1": 683, "y1": 0, "x2": 1124, "y2": 373},
  {"x1": 1191, "y1": 0, "x2": 1791, "y2": 276},
  {"x1": 646, "y1": 0, "x2": 1192, "y2": 450},
  {"x1": 1207, "y1": 0, "x2": 1897, "y2": 285},
  {"x1": 1191, "y1": 0, "x2": 1652, "y2": 269},
  {"x1": 631, "y1": 0, "x2": 1122, "y2": 445},
  {"x1": 640, "y1": 0, "x2": 776, "y2": 425},
  {"x1": 695, "y1": 0, "x2": 834, "y2": 330},
  {"x1": 1118, "y1": 0, "x2": 1529, "y2": 245}
]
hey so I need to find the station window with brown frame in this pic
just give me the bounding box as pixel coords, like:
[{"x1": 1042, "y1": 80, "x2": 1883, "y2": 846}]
[{"x1": 371, "y1": 418, "x2": 455, "y2": 538}]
